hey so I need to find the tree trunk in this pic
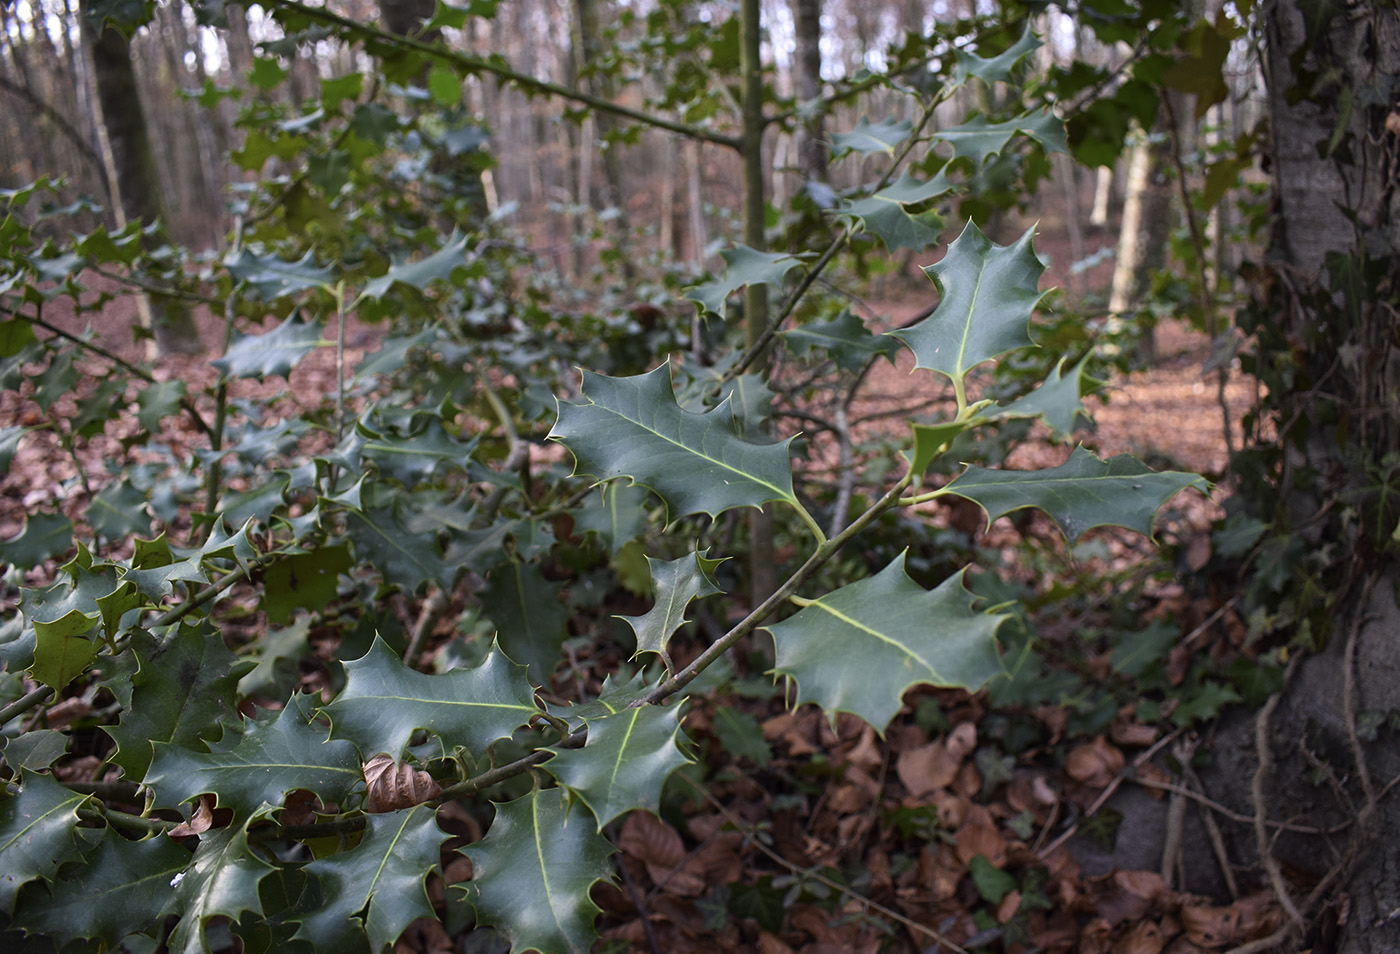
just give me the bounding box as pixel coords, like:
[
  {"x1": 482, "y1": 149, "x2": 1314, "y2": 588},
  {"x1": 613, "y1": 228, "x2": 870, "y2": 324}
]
[
  {"x1": 791, "y1": 0, "x2": 826, "y2": 185},
  {"x1": 79, "y1": 0, "x2": 202, "y2": 354},
  {"x1": 1105, "y1": 119, "x2": 1171, "y2": 362}
]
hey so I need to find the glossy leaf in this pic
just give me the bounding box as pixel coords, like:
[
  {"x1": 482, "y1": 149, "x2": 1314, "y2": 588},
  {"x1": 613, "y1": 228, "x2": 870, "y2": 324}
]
[
  {"x1": 344, "y1": 503, "x2": 452, "y2": 593},
  {"x1": 618, "y1": 550, "x2": 724, "y2": 667},
  {"x1": 572, "y1": 482, "x2": 650, "y2": 555},
  {"x1": 954, "y1": 25, "x2": 1040, "y2": 84},
  {"x1": 942, "y1": 446, "x2": 1209, "y2": 542},
  {"x1": 360, "y1": 232, "x2": 470, "y2": 300},
  {"x1": 767, "y1": 556, "x2": 1006, "y2": 733},
  {"x1": 462, "y1": 788, "x2": 614, "y2": 954},
  {"x1": 479, "y1": 560, "x2": 568, "y2": 685},
  {"x1": 212, "y1": 314, "x2": 325, "y2": 380},
  {"x1": 146, "y1": 696, "x2": 362, "y2": 817},
  {"x1": 686, "y1": 245, "x2": 804, "y2": 318},
  {"x1": 0, "y1": 512, "x2": 72, "y2": 569},
  {"x1": 323, "y1": 636, "x2": 539, "y2": 759},
  {"x1": 550, "y1": 364, "x2": 797, "y2": 521},
  {"x1": 831, "y1": 116, "x2": 914, "y2": 156},
  {"x1": 293, "y1": 805, "x2": 445, "y2": 953},
  {"x1": 167, "y1": 818, "x2": 278, "y2": 954},
  {"x1": 224, "y1": 249, "x2": 334, "y2": 301},
  {"x1": 546, "y1": 703, "x2": 692, "y2": 828},
  {"x1": 991, "y1": 354, "x2": 1101, "y2": 439},
  {"x1": 782, "y1": 309, "x2": 902, "y2": 374},
  {"x1": 0, "y1": 772, "x2": 89, "y2": 915},
  {"x1": 931, "y1": 109, "x2": 1068, "y2": 165},
  {"x1": 891, "y1": 221, "x2": 1047, "y2": 387}
]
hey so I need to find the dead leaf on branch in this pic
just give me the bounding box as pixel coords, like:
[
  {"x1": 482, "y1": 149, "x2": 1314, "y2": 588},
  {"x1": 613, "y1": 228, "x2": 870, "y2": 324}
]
[{"x1": 363, "y1": 752, "x2": 442, "y2": 813}]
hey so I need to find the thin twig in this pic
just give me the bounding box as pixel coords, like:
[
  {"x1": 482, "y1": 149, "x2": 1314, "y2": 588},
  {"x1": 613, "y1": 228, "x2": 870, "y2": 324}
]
[
  {"x1": 403, "y1": 586, "x2": 450, "y2": 665},
  {"x1": 1252, "y1": 662, "x2": 1305, "y2": 930},
  {"x1": 0, "y1": 686, "x2": 54, "y2": 726},
  {"x1": 1343, "y1": 572, "x2": 1379, "y2": 812}
]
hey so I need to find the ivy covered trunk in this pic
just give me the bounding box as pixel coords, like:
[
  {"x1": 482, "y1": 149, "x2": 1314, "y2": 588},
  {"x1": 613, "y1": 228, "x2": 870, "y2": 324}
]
[{"x1": 1236, "y1": 2, "x2": 1400, "y2": 950}]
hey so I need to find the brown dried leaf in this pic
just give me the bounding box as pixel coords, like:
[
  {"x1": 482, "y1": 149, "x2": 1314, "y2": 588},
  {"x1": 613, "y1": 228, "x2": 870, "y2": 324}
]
[
  {"x1": 1111, "y1": 920, "x2": 1165, "y2": 954},
  {"x1": 364, "y1": 753, "x2": 442, "y2": 813},
  {"x1": 168, "y1": 793, "x2": 219, "y2": 837},
  {"x1": 996, "y1": 889, "x2": 1022, "y2": 924},
  {"x1": 1066, "y1": 736, "x2": 1125, "y2": 789},
  {"x1": 1181, "y1": 904, "x2": 1242, "y2": 948},
  {"x1": 619, "y1": 810, "x2": 706, "y2": 896},
  {"x1": 954, "y1": 806, "x2": 1007, "y2": 867},
  {"x1": 897, "y1": 741, "x2": 958, "y2": 797},
  {"x1": 946, "y1": 721, "x2": 977, "y2": 761}
]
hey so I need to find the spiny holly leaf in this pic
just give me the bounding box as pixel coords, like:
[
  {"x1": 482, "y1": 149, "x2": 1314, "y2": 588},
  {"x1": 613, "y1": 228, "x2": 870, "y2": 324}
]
[
  {"x1": 353, "y1": 415, "x2": 475, "y2": 487},
  {"x1": 572, "y1": 482, "x2": 650, "y2": 555},
  {"x1": 345, "y1": 502, "x2": 452, "y2": 593},
  {"x1": 479, "y1": 560, "x2": 568, "y2": 686},
  {"x1": 461, "y1": 788, "x2": 614, "y2": 954},
  {"x1": 550, "y1": 364, "x2": 798, "y2": 521},
  {"x1": 87, "y1": 478, "x2": 151, "y2": 541},
  {"x1": 782, "y1": 309, "x2": 902, "y2": 374},
  {"x1": 890, "y1": 221, "x2": 1047, "y2": 387},
  {"x1": 546, "y1": 671, "x2": 653, "y2": 731},
  {"x1": 167, "y1": 816, "x2": 279, "y2": 954},
  {"x1": 146, "y1": 695, "x2": 362, "y2": 817},
  {"x1": 766, "y1": 556, "x2": 1006, "y2": 733},
  {"x1": 990, "y1": 354, "x2": 1101, "y2": 439},
  {"x1": 686, "y1": 245, "x2": 804, "y2": 319},
  {"x1": 136, "y1": 378, "x2": 186, "y2": 432},
  {"x1": 0, "y1": 772, "x2": 89, "y2": 915},
  {"x1": 835, "y1": 171, "x2": 956, "y2": 252},
  {"x1": 0, "y1": 424, "x2": 26, "y2": 473},
  {"x1": 323, "y1": 636, "x2": 539, "y2": 759},
  {"x1": 105, "y1": 627, "x2": 251, "y2": 782},
  {"x1": 942, "y1": 446, "x2": 1208, "y2": 543},
  {"x1": 931, "y1": 109, "x2": 1068, "y2": 164},
  {"x1": 831, "y1": 116, "x2": 914, "y2": 156},
  {"x1": 545, "y1": 704, "x2": 692, "y2": 828},
  {"x1": 13, "y1": 828, "x2": 189, "y2": 947},
  {"x1": 954, "y1": 24, "x2": 1040, "y2": 85},
  {"x1": 0, "y1": 511, "x2": 72, "y2": 567},
  {"x1": 360, "y1": 231, "x2": 470, "y2": 301},
  {"x1": 909, "y1": 419, "x2": 981, "y2": 479},
  {"x1": 293, "y1": 805, "x2": 445, "y2": 954},
  {"x1": 619, "y1": 550, "x2": 725, "y2": 668},
  {"x1": 212, "y1": 314, "x2": 325, "y2": 380},
  {"x1": 262, "y1": 544, "x2": 353, "y2": 624},
  {"x1": 224, "y1": 248, "x2": 334, "y2": 301}
]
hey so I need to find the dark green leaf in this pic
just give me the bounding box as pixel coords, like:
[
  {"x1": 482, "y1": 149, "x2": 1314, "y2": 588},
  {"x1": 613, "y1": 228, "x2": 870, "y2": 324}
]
[
  {"x1": 0, "y1": 512, "x2": 73, "y2": 568},
  {"x1": 262, "y1": 545, "x2": 353, "y2": 625},
  {"x1": 323, "y1": 636, "x2": 539, "y2": 759},
  {"x1": 782, "y1": 309, "x2": 902, "y2": 373},
  {"x1": 87, "y1": 479, "x2": 151, "y2": 542},
  {"x1": 223, "y1": 249, "x2": 334, "y2": 301},
  {"x1": 711, "y1": 705, "x2": 771, "y2": 767},
  {"x1": 479, "y1": 560, "x2": 568, "y2": 686},
  {"x1": 686, "y1": 245, "x2": 804, "y2": 319},
  {"x1": 546, "y1": 704, "x2": 692, "y2": 827},
  {"x1": 954, "y1": 25, "x2": 1041, "y2": 85},
  {"x1": 831, "y1": 116, "x2": 914, "y2": 156},
  {"x1": 167, "y1": 818, "x2": 278, "y2": 954},
  {"x1": 361, "y1": 232, "x2": 470, "y2": 301},
  {"x1": 135, "y1": 380, "x2": 187, "y2": 432},
  {"x1": 0, "y1": 772, "x2": 89, "y2": 915},
  {"x1": 572, "y1": 483, "x2": 650, "y2": 555},
  {"x1": 212, "y1": 315, "x2": 324, "y2": 380},
  {"x1": 991, "y1": 354, "x2": 1100, "y2": 438},
  {"x1": 618, "y1": 550, "x2": 724, "y2": 667},
  {"x1": 345, "y1": 502, "x2": 452, "y2": 594}
]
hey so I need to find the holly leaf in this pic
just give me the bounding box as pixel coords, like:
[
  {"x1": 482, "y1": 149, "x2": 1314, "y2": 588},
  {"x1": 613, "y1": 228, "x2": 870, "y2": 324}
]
[
  {"x1": 0, "y1": 424, "x2": 25, "y2": 474},
  {"x1": 835, "y1": 172, "x2": 956, "y2": 253},
  {"x1": 105, "y1": 627, "x2": 251, "y2": 782},
  {"x1": 909, "y1": 419, "x2": 981, "y2": 478},
  {"x1": 87, "y1": 478, "x2": 151, "y2": 541},
  {"x1": 167, "y1": 817, "x2": 279, "y2": 954},
  {"x1": 766, "y1": 556, "x2": 1007, "y2": 733},
  {"x1": 479, "y1": 560, "x2": 568, "y2": 686},
  {"x1": 146, "y1": 696, "x2": 362, "y2": 817},
  {"x1": 990, "y1": 354, "x2": 1101, "y2": 438},
  {"x1": 224, "y1": 248, "x2": 334, "y2": 301},
  {"x1": 0, "y1": 511, "x2": 73, "y2": 568},
  {"x1": 323, "y1": 636, "x2": 539, "y2": 759},
  {"x1": 831, "y1": 116, "x2": 914, "y2": 156},
  {"x1": 549, "y1": 364, "x2": 798, "y2": 521},
  {"x1": 13, "y1": 828, "x2": 189, "y2": 947},
  {"x1": 360, "y1": 232, "x2": 470, "y2": 301},
  {"x1": 345, "y1": 502, "x2": 452, "y2": 594},
  {"x1": 293, "y1": 805, "x2": 446, "y2": 954},
  {"x1": 954, "y1": 24, "x2": 1040, "y2": 85},
  {"x1": 135, "y1": 379, "x2": 186, "y2": 432},
  {"x1": 685, "y1": 245, "x2": 804, "y2": 319},
  {"x1": 890, "y1": 221, "x2": 1047, "y2": 387},
  {"x1": 546, "y1": 704, "x2": 692, "y2": 828},
  {"x1": 572, "y1": 483, "x2": 650, "y2": 555},
  {"x1": 943, "y1": 446, "x2": 1209, "y2": 543},
  {"x1": 782, "y1": 309, "x2": 902, "y2": 374},
  {"x1": 212, "y1": 314, "x2": 325, "y2": 380},
  {"x1": 355, "y1": 415, "x2": 474, "y2": 486},
  {"x1": 461, "y1": 788, "x2": 614, "y2": 954},
  {"x1": 618, "y1": 550, "x2": 725, "y2": 667},
  {"x1": 0, "y1": 772, "x2": 89, "y2": 915},
  {"x1": 262, "y1": 544, "x2": 353, "y2": 624}
]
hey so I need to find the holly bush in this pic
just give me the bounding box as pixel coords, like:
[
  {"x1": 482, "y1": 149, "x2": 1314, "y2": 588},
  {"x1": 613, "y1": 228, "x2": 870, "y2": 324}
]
[{"x1": 0, "y1": 6, "x2": 1204, "y2": 953}]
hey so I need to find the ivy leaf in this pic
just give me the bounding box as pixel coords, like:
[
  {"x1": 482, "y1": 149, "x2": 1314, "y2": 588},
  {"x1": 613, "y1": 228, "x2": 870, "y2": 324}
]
[
  {"x1": 0, "y1": 772, "x2": 89, "y2": 915},
  {"x1": 0, "y1": 512, "x2": 73, "y2": 567},
  {"x1": 990, "y1": 354, "x2": 1101, "y2": 439},
  {"x1": 360, "y1": 232, "x2": 470, "y2": 301},
  {"x1": 942, "y1": 446, "x2": 1209, "y2": 543},
  {"x1": 572, "y1": 483, "x2": 650, "y2": 555},
  {"x1": 293, "y1": 805, "x2": 446, "y2": 954},
  {"x1": 479, "y1": 560, "x2": 568, "y2": 686},
  {"x1": 782, "y1": 309, "x2": 902, "y2": 374},
  {"x1": 954, "y1": 24, "x2": 1040, "y2": 85},
  {"x1": 890, "y1": 221, "x2": 1047, "y2": 388},
  {"x1": 167, "y1": 817, "x2": 279, "y2": 954},
  {"x1": 224, "y1": 249, "x2": 334, "y2": 301},
  {"x1": 550, "y1": 364, "x2": 798, "y2": 521},
  {"x1": 831, "y1": 116, "x2": 914, "y2": 157},
  {"x1": 685, "y1": 245, "x2": 804, "y2": 319},
  {"x1": 462, "y1": 788, "x2": 614, "y2": 954},
  {"x1": 545, "y1": 704, "x2": 692, "y2": 828},
  {"x1": 323, "y1": 636, "x2": 539, "y2": 759},
  {"x1": 105, "y1": 627, "x2": 251, "y2": 782},
  {"x1": 146, "y1": 696, "x2": 362, "y2": 817},
  {"x1": 13, "y1": 828, "x2": 189, "y2": 947},
  {"x1": 618, "y1": 550, "x2": 725, "y2": 667},
  {"x1": 766, "y1": 556, "x2": 1007, "y2": 733},
  {"x1": 212, "y1": 314, "x2": 325, "y2": 380}
]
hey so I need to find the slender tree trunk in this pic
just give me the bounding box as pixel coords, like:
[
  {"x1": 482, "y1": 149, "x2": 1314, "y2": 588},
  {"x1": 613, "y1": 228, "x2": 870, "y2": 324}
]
[
  {"x1": 1106, "y1": 118, "x2": 1172, "y2": 362},
  {"x1": 80, "y1": 0, "x2": 201, "y2": 354},
  {"x1": 792, "y1": 0, "x2": 826, "y2": 185}
]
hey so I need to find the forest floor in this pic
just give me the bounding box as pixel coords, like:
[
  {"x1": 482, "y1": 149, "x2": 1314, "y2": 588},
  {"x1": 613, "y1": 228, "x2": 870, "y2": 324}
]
[{"x1": 1, "y1": 257, "x2": 1279, "y2": 953}]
